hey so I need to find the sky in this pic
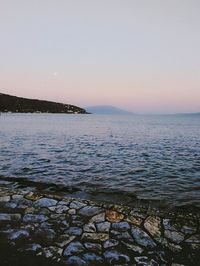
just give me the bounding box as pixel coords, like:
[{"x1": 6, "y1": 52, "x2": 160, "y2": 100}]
[{"x1": 0, "y1": 0, "x2": 200, "y2": 114}]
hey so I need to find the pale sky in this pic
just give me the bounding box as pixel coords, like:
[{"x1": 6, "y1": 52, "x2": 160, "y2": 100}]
[{"x1": 0, "y1": 0, "x2": 200, "y2": 113}]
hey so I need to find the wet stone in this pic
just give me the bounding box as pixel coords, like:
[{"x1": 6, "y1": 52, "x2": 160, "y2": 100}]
[
  {"x1": 81, "y1": 233, "x2": 109, "y2": 242},
  {"x1": 89, "y1": 212, "x2": 105, "y2": 223},
  {"x1": 65, "y1": 256, "x2": 86, "y2": 266},
  {"x1": 83, "y1": 222, "x2": 96, "y2": 232},
  {"x1": 23, "y1": 214, "x2": 48, "y2": 223},
  {"x1": 34, "y1": 197, "x2": 58, "y2": 207},
  {"x1": 106, "y1": 210, "x2": 124, "y2": 222},
  {"x1": 23, "y1": 243, "x2": 42, "y2": 252},
  {"x1": 66, "y1": 226, "x2": 83, "y2": 236},
  {"x1": 48, "y1": 205, "x2": 69, "y2": 213},
  {"x1": 78, "y1": 206, "x2": 103, "y2": 217},
  {"x1": 103, "y1": 239, "x2": 119, "y2": 249},
  {"x1": 84, "y1": 242, "x2": 102, "y2": 253},
  {"x1": 111, "y1": 230, "x2": 133, "y2": 243},
  {"x1": 70, "y1": 200, "x2": 86, "y2": 209},
  {"x1": 68, "y1": 208, "x2": 76, "y2": 215},
  {"x1": 56, "y1": 234, "x2": 76, "y2": 247},
  {"x1": 122, "y1": 241, "x2": 144, "y2": 254},
  {"x1": 164, "y1": 230, "x2": 184, "y2": 244},
  {"x1": 0, "y1": 196, "x2": 10, "y2": 202},
  {"x1": 82, "y1": 252, "x2": 104, "y2": 264},
  {"x1": 144, "y1": 216, "x2": 161, "y2": 238},
  {"x1": 96, "y1": 221, "x2": 110, "y2": 233},
  {"x1": 0, "y1": 213, "x2": 21, "y2": 222},
  {"x1": 4, "y1": 201, "x2": 18, "y2": 209},
  {"x1": 126, "y1": 215, "x2": 143, "y2": 226},
  {"x1": 103, "y1": 250, "x2": 130, "y2": 264},
  {"x1": 111, "y1": 221, "x2": 130, "y2": 231},
  {"x1": 131, "y1": 225, "x2": 157, "y2": 249},
  {"x1": 8, "y1": 229, "x2": 30, "y2": 242},
  {"x1": 25, "y1": 192, "x2": 43, "y2": 201},
  {"x1": 63, "y1": 241, "x2": 85, "y2": 256}
]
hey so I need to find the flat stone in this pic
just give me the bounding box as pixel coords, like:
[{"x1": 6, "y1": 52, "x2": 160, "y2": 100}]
[
  {"x1": 23, "y1": 214, "x2": 48, "y2": 223},
  {"x1": 164, "y1": 230, "x2": 184, "y2": 244},
  {"x1": 111, "y1": 221, "x2": 130, "y2": 231},
  {"x1": 89, "y1": 212, "x2": 105, "y2": 223},
  {"x1": 84, "y1": 242, "x2": 102, "y2": 253},
  {"x1": 122, "y1": 241, "x2": 144, "y2": 254},
  {"x1": 96, "y1": 221, "x2": 110, "y2": 233},
  {"x1": 83, "y1": 222, "x2": 96, "y2": 232},
  {"x1": 144, "y1": 216, "x2": 161, "y2": 237},
  {"x1": 106, "y1": 210, "x2": 124, "y2": 222},
  {"x1": 8, "y1": 229, "x2": 30, "y2": 241},
  {"x1": 103, "y1": 239, "x2": 119, "y2": 248},
  {"x1": 0, "y1": 213, "x2": 21, "y2": 222},
  {"x1": 56, "y1": 234, "x2": 76, "y2": 247},
  {"x1": 103, "y1": 250, "x2": 130, "y2": 264},
  {"x1": 126, "y1": 215, "x2": 143, "y2": 226},
  {"x1": 4, "y1": 201, "x2": 17, "y2": 209},
  {"x1": 34, "y1": 197, "x2": 58, "y2": 207},
  {"x1": 25, "y1": 192, "x2": 43, "y2": 201},
  {"x1": 111, "y1": 230, "x2": 133, "y2": 242},
  {"x1": 66, "y1": 227, "x2": 83, "y2": 236},
  {"x1": 78, "y1": 206, "x2": 103, "y2": 217},
  {"x1": 0, "y1": 196, "x2": 10, "y2": 202},
  {"x1": 81, "y1": 233, "x2": 109, "y2": 242},
  {"x1": 65, "y1": 256, "x2": 86, "y2": 266},
  {"x1": 68, "y1": 208, "x2": 76, "y2": 215},
  {"x1": 48, "y1": 205, "x2": 69, "y2": 213},
  {"x1": 82, "y1": 253, "x2": 104, "y2": 264},
  {"x1": 63, "y1": 241, "x2": 85, "y2": 256},
  {"x1": 12, "y1": 194, "x2": 23, "y2": 200},
  {"x1": 16, "y1": 198, "x2": 33, "y2": 208},
  {"x1": 70, "y1": 200, "x2": 86, "y2": 209},
  {"x1": 131, "y1": 225, "x2": 157, "y2": 249}
]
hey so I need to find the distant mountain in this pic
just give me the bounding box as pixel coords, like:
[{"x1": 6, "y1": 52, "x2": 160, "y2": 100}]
[
  {"x1": 0, "y1": 93, "x2": 87, "y2": 114},
  {"x1": 86, "y1": 105, "x2": 133, "y2": 115}
]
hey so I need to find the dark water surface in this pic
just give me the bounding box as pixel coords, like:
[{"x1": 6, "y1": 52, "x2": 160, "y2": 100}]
[{"x1": 0, "y1": 113, "x2": 200, "y2": 207}]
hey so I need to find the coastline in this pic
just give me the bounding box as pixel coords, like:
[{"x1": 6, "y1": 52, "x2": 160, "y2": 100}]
[{"x1": 0, "y1": 179, "x2": 199, "y2": 265}]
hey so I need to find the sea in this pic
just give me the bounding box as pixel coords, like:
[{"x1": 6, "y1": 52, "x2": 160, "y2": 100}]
[{"x1": 0, "y1": 113, "x2": 200, "y2": 208}]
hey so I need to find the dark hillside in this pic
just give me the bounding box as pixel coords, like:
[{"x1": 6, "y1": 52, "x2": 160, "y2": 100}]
[{"x1": 0, "y1": 93, "x2": 87, "y2": 114}]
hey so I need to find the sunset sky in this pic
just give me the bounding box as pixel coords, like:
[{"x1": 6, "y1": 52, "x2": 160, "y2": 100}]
[{"x1": 0, "y1": 0, "x2": 200, "y2": 113}]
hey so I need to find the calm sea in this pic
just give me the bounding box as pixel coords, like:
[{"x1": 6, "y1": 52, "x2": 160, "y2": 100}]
[{"x1": 0, "y1": 113, "x2": 200, "y2": 207}]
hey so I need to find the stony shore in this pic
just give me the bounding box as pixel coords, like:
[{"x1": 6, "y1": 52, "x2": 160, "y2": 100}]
[{"x1": 0, "y1": 182, "x2": 199, "y2": 266}]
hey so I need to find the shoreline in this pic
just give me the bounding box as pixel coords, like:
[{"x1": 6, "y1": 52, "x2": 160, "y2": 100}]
[{"x1": 0, "y1": 180, "x2": 199, "y2": 265}]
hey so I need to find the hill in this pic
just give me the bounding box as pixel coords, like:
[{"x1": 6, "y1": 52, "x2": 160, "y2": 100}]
[
  {"x1": 86, "y1": 105, "x2": 133, "y2": 115},
  {"x1": 0, "y1": 93, "x2": 87, "y2": 114}
]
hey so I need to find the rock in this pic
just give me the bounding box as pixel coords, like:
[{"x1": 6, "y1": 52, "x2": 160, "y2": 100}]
[
  {"x1": 82, "y1": 253, "x2": 104, "y2": 264},
  {"x1": 96, "y1": 221, "x2": 110, "y2": 233},
  {"x1": 164, "y1": 230, "x2": 184, "y2": 244},
  {"x1": 23, "y1": 214, "x2": 48, "y2": 223},
  {"x1": 122, "y1": 241, "x2": 143, "y2": 254},
  {"x1": 24, "y1": 243, "x2": 42, "y2": 252},
  {"x1": 103, "y1": 250, "x2": 130, "y2": 264},
  {"x1": 126, "y1": 215, "x2": 143, "y2": 226},
  {"x1": 144, "y1": 216, "x2": 161, "y2": 237},
  {"x1": 71, "y1": 215, "x2": 85, "y2": 227},
  {"x1": 78, "y1": 206, "x2": 103, "y2": 217},
  {"x1": 106, "y1": 210, "x2": 124, "y2": 222},
  {"x1": 48, "y1": 205, "x2": 69, "y2": 213},
  {"x1": 181, "y1": 225, "x2": 196, "y2": 235},
  {"x1": 68, "y1": 208, "x2": 76, "y2": 215},
  {"x1": 134, "y1": 256, "x2": 156, "y2": 265},
  {"x1": 89, "y1": 212, "x2": 105, "y2": 223},
  {"x1": 66, "y1": 227, "x2": 83, "y2": 236},
  {"x1": 185, "y1": 234, "x2": 200, "y2": 244},
  {"x1": 63, "y1": 241, "x2": 85, "y2": 256},
  {"x1": 83, "y1": 222, "x2": 96, "y2": 232},
  {"x1": 16, "y1": 198, "x2": 33, "y2": 208},
  {"x1": 131, "y1": 226, "x2": 157, "y2": 249},
  {"x1": 70, "y1": 200, "x2": 86, "y2": 209},
  {"x1": 103, "y1": 239, "x2": 119, "y2": 249},
  {"x1": 0, "y1": 196, "x2": 10, "y2": 202},
  {"x1": 4, "y1": 201, "x2": 17, "y2": 209},
  {"x1": 0, "y1": 213, "x2": 21, "y2": 222},
  {"x1": 65, "y1": 256, "x2": 86, "y2": 266},
  {"x1": 81, "y1": 233, "x2": 109, "y2": 242},
  {"x1": 56, "y1": 234, "x2": 76, "y2": 247},
  {"x1": 8, "y1": 229, "x2": 29, "y2": 242},
  {"x1": 84, "y1": 242, "x2": 102, "y2": 253},
  {"x1": 111, "y1": 230, "x2": 133, "y2": 242},
  {"x1": 42, "y1": 246, "x2": 63, "y2": 258},
  {"x1": 25, "y1": 192, "x2": 43, "y2": 201},
  {"x1": 111, "y1": 222, "x2": 130, "y2": 231},
  {"x1": 34, "y1": 197, "x2": 58, "y2": 207}
]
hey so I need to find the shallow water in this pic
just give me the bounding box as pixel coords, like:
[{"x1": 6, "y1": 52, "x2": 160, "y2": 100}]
[{"x1": 0, "y1": 113, "x2": 200, "y2": 207}]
